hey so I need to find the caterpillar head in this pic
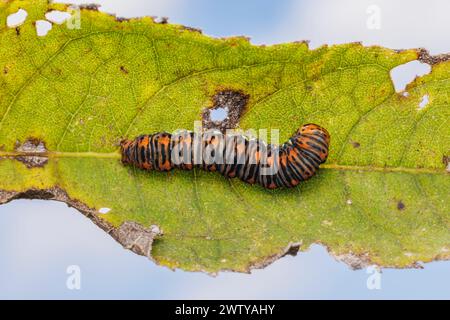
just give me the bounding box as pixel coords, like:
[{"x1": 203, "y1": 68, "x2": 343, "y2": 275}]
[
  {"x1": 297, "y1": 123, "x2": 330, "y2": 145},
  {"x1": 296, "y1": 123, "x2": 330, "y2": 164}
]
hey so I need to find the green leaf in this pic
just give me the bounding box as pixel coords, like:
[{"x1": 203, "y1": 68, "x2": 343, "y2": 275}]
[{"x1": 0, "y1": 0, "x2": 449, "y2": 272}]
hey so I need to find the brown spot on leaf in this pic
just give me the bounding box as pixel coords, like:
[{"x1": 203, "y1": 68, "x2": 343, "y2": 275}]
[
  {"x1": 13, "y1": 189, "x2": 54, "y2": 200},
  {"x1": 397, "y1": 200, "x2": 405, "y2": 211},
  {"x1": 443, "y1": 155, "x2": 450, "y2": 173},
  {"x1": 52, "y1": 68, "x2": 62, "y2": 76},
  {"x1": 116, "y1": 17, "x2": 129, "y2": 22},
  {"x1": 79, "y1": 4, "x2": 100, "y2": 11},
  {"x1": 180, "y1": 25, "x2": 202, "y2": 34},
  {"x1": 351, "y1": 141, "x2": 361, "y2": 148},
  {"x1": 14, "y1": 138, "x2": 48, "y2": 168},
  {"x1": 120, "y1": 65, "x2": 128, "y2": 74},
  {"x1": 157, "y1": 16, "x2": 168, "y2": 24},
  {"x1": 115, "y1": 221, "x2": 162, "y2": 257},
  {"x1": 202, "y1": 90, "x2": 249, "y2": 132},
  {"x1": 417, "y1": 48, "x2": 450, "y2": 65},
  {"x1": 247, "y1": 241, "x2": 303, "y2": 272},
  {"x1": 15, "y1": 27, "x2": 20, "y2": 36},
  {"x1": 283, "y1": 242, "x2": 301, "y2": 257},
  {"x1": 335, "y1": 252, "x2": 373, "y2": 270},
  {"x1": 3, "y1": 66, "x2": 8, "y2": 74}
]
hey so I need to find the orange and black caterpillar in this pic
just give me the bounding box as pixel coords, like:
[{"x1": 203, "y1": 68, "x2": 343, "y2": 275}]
[{"x1": 120, "y1": 124, "x2": 330, "y2": 189}]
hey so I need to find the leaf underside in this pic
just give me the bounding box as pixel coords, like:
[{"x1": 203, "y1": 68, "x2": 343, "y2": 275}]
[{"x1": 0, "y1": 0, "x2": 448, "y2": 272}]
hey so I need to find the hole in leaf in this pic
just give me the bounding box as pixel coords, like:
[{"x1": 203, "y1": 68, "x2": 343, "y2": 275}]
[
  {"x1": 150, "y1": 225, "x2": 162, "y2": 234},
  {"x1": 45, "y1": 10, "x2": 71, "y2": 25},
  {"x1": 98, "y1": 207, "x2": 111, "y2": 214},
  {"x1": 418, "y1": 94, "x2": 429, "y2": 110},
  {"x1": 202, "y1": 90, "x2": 249, "y2": 132},
  {"x1": 210, "y1": 107, "x2": 228, "y2": 122},
  {"x1": 6, "y1": 8, "x2": 28, "y2": 28},
  {"x1": 404, "y1": 252, "x2": 414, "y2": 257},
  {"x1": 390, "y1": 60, "x2": 431, "y2": 92},
  {"x1": 397, "y1": 200, "x2": 405, "y2": 211},
  {"x1": 35, "y1": 20, "x2": 52, "y2": 37}
]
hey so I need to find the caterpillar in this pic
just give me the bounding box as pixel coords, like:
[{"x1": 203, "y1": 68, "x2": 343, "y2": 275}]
[{"x1": 120, "y1": 124, "x2": 330, "y2": 189}]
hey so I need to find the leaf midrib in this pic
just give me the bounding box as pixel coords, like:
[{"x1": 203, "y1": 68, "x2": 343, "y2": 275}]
[{"x1": 0, "y1": 150, "x2": 446, "y2": 175}]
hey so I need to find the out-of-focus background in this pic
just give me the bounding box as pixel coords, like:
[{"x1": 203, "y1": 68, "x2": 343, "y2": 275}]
[{"x1": 1, "y1": 0, "x2": 449, "y2": 299}]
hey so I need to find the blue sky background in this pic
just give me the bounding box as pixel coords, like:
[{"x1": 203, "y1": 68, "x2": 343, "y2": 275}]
[{"x1": 1, "y1": 0, "x2": 449, "y2": 299}]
